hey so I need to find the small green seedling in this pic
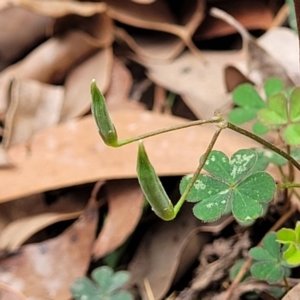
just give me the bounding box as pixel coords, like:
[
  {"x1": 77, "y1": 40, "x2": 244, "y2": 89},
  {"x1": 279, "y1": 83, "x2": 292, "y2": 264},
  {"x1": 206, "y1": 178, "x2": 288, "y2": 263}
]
[
  {"x1": 70, "y1": 266, "x2": 133, "y2": 300},
  {"x1": 179, "y1": 149, "x2": 276, "y2": 224},
  {"x1": 249, "y1": 232, "x2": 291, "y2": 284},
  {"x1": 277, "y1": 222, "x2": 300, "y2": 266}
]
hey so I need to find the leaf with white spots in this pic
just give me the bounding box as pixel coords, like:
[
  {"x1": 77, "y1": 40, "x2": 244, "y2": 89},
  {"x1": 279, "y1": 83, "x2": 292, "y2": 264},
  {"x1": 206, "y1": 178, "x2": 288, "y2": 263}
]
[{"x1": 180, "y1": 149, "x2": 276, "y2": 223}]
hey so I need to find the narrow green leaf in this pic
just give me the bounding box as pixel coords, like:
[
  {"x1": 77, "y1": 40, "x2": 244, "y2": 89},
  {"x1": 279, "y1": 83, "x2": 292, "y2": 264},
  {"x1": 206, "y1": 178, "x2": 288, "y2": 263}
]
[
  {"x1": 277, "y1": 228, "x2": 296, "y2": 243},
  {"x1": 264, "y1": 78, "x2": 284, "y2": 98},
  {"x1": 282, "y1": 123, "x2": 300, "y2": 146},
  {"x1": 290, "y1": 87, "x2": 300, "y2": 122},
  {"x1": 233, "y1": 84, "x2": 266, "y2": 108},
  {"x1": 228, "y1": 108, "x2": 258, "y2": 124}
]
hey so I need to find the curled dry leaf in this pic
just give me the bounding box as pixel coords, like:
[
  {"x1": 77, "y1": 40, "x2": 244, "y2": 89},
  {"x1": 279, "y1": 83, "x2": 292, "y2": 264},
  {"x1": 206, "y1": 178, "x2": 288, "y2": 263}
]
[
  {"x1": 0, "y1": 196, "x2": 98, "y2": 300},
  {"x1": 112, "y1": 0, "x2": 204, "y2": 60},
  {"x1": 0, "y1": 6, "x2": 50, "y2": 70},
  {"x1": 1, "y1": 110, "x2": 258, "y2": 203},
  {"x1": 129, "y1": 205, "x2": 209, "y2": 300},
  {"x1": 61, "y1": 47, "x2": 114, "y2": 121},
  {"x1": 0, "y1": 282, "x2": 27, "y2": 300},
  {"x1": 0, "y1": 211, "x2": 82, "y2": 252},
  {"x1": 93, "y1": 179, "x2": 144, "y2": 259},
  {"x1": 146, "y1": 50, "x2": 246, "y2": 119},
  {"x1": 0, "y1": 29, "x2": 110, "y2": 115},
  {"x1": 3, "y1": 78, "x2": 64, "y2": 148},
  {"x1": 0, "y1": 0, "x2": 107, "y2": 17},
  {"x1": 195, "y1": 0, "x2": 274, "y2": 40}
]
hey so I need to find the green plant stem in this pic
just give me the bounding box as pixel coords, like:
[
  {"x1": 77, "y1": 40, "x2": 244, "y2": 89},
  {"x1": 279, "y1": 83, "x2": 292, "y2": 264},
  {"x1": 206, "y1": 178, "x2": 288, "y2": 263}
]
[
  {"x1": 277, "y1": 182, "x2": 300, "y2": 189},
  {"x1": 287, "y1": 145, "x2": 295, "y2": 182},
  {"x1": 173, "y1": 128, "x2": 223, "y2": 216},
  {"x1": 115, "y1": 117, "x2": 221, "y2": 147},
  {"x1": 227, "y1": 122, "x2": 300, "y2": 172}
]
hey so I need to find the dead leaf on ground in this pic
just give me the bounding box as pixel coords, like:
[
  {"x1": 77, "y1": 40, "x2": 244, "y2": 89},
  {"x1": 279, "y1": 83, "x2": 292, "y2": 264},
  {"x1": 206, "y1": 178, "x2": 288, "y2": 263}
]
[
  {"x1": 112, "y1": 0, "x2": 204, "y2": 60},
  {"x1": 194, "y1": 0, "x2": 274, "y2": 40},
  {"x1": 0, "y1": 0, "x2": 107, "y2": 17},
  {"x1": 0, "y1": 146, "x2": 13, "y2": 168},
  {"x1": 0, "y1": 193, "x2": 98, "y2": 300},
  {"x1": 129, "y1": 205, "x2": 209, "y2": 300},
  {"x1": 0, "y1": 211, "x2": 82, "y2": 252},
  {"x1": 93, "y1": 179, "x2": 144, "y2": 259},
  {"x1": 61, "y1": 47, "x2": 113, "y2": 121},
  {"x1": 3, "y1": 78, "x2": 64, "y2": 148},
  {"x1": 0, "y1": 282, "x2": 27, "y2": 300},
  {"x1": 1, "y1": 110, "x2": 258, "y2": 202},
  {"x1": 145, "y1": 50, "x2": 246, "y2": 119},
  {"x1": 282, "y1": 281, "x2": 300, "y2": 300},
  {"x1": 0, "y1": 27, "x2": 112, "y2": 115},
  {"x1": 0, "y1": 6, "x2": 50, "y2": 71}
]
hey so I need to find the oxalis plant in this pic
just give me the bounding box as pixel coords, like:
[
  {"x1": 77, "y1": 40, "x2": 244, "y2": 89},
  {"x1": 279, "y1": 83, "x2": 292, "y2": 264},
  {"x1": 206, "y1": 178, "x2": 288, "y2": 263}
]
[{"x1": 91, "y1": 78, "x2": 300, "y2": 294}]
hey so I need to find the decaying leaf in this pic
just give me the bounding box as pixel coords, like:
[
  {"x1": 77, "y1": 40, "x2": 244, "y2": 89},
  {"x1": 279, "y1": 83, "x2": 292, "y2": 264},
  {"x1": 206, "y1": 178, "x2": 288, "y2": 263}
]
[
  {"x1": 3, "y1": 78, "x2": 64, "y2": 148},
  {"x1": 0, "y1": 0, "x2": 107, "y2": 17},
  {"x1": 93, "y1": 179, "x2": 144, "y2": 259},
  {"x1": 129, "y1": 205, "x2": 209, "y2": 300},
  {"x1": 61, "y1": 47, "x2": 114, "y2": 121},
  {"x1": 1, "y1": 110, "x2": 258, "y2": 203},
  {"x1": 282, "y1": 281, "x2": 300, "y2": 300},
  {"x1": 0, "y1": 282, "x2": 27, "y2": 300},
  {"x1": 0, "y1": 195, "x2": 98, "y2": 300}
]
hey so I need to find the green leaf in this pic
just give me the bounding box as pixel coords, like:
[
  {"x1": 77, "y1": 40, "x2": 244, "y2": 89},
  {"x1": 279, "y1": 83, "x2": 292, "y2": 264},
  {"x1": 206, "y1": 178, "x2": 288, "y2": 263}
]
[
  {"x1": 109, "y1": 271, "x2": 131, "y2": 292},
  {"x1": 252, "y1": 120, "x2": 269, "y2": 135},
  {"x1": 290, "y1": 87, "x2": 300, "y2": 122},
  {"x1": 282, "y1": 123, "x2": 300, "y2": 146},
  {"x1": 92, "y1": 266, "x2": 114, "y2": 293},
  {"x1": 71, "y1": 278, "x2": 100, "y2": 300},
  {"x1": 282, "y1": 244, "x2": 300, "y2": 265},
  {"x1": 233, "y1": 84, "x2": 266, "y2": 108},
  {"x1": 277, "y1": 228, "x2": 296, "y2": 243},
  {"x1": 110, "y1": 291, "x2": 133, "y2": 300},
  {"x1": 180, "y1": 150, "x2": 275, "y2": 223},
  {"x1": 228, "y1": 108, "x2": 258, "y2": 124},
  {"x1": 258, "y1": 93, "x2": 288, "y2": 125},
  {"x1": 264, "y1": 78, "x2": 284, "y2": 98},
  {"x1": 291, "y1": 148, "x2": 300, "y2": 161},
  {"x1": 249, "y1": 233, "x2": 289, "y2": 283}
]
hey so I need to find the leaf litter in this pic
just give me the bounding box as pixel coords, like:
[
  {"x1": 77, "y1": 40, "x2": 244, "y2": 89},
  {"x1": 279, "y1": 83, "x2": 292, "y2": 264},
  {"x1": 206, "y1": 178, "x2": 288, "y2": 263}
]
[{"x1": 0, "y1": 1, "x2": 299, "y2": 299}]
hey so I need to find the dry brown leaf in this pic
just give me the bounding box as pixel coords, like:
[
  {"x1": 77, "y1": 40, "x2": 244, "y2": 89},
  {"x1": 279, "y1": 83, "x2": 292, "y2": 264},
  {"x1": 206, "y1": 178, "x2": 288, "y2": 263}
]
[
  {"x1": 61, "y1": 47, "x2": 113, "y2": 121},
  {"x1": 1, "y1": 110, "x2": 258, "y2": 202},
  {"x1": 194, "y1": 0, "x2": 274, "y2": 40},
  {"x1": 0, "y1": 211, "x2": 82, "y2": 252},
  {"x1": 257, "y1": 27, "x2": 300, "y2": 85},
  {"x1": 111, "y1": 0, "x2": 204, "y2": 60},
  {"x1": 0, "y1": 146, "x2": 13, "y2": 168},
  {"x1": 210, "y1": 8, "x2": 294, "y2": 87},
  {"x1": 0, "y1": 196, "x2": 98, "y2": 300},
  {"x1": 93, "y1": 179, "x2": 144, "y2": 258},
  {"x1": 0, "y1": 29, "x2": 111, "y2": 115},
  {"x1": 3, "y1": 78, "x2": 64, "y2": 148},
  {"x1": 0, "y1": 282, "x2": 27, "y2": 300},
  {"x1": 129, "y1": 205, "x2": 209, "y2": 300},
  {"x1": 224, "y1": 66, "x2": 253, "y2": 93},
  {"x1": 282, "y1": 281, "x2": 300, "y2": 300},
  {"x1": 0, "y1": 0, "x2": 107, "y2": 17},
  {"x1": 146, "y1": 50, "x2": 246, "y2": 118},
  {"x1": 0, "y1": 7, "x2": 50, "y2": 71}
]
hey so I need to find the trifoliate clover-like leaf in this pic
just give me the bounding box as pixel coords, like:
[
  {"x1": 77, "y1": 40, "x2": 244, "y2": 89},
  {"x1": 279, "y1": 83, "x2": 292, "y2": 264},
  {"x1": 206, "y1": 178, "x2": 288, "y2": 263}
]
[
  {"x1": 249, "y1": 232, "x2": 291, "y2": 283},
  {"x1": 264, "y1": 78, "x2": 284, "y2": 98},
  {"x1": 277, "y1": 222, "x2": 300, "y2": 266},
  {"x1": 180, "y1": 149, "x2": 276, "y2": 223},
  {"x1": 258, "y1": 92, "x2": 288, "y2": 126},
  {"x1": 229, "y1": 84, "x2": 266, "y2": 125},
  {"x1": 70, "y1": 266, "x2": 133, "y2": 300}
]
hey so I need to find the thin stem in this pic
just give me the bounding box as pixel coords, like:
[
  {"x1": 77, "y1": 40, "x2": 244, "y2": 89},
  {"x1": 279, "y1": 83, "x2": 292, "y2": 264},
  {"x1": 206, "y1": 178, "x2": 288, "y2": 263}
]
[
  {"x1": 278, "y1": 183, "x2": 300, "y2": 189},
  {"x1": 287, "y1": 145, "x2": 295, "y2": 182},
  {"x1": 115, "y1": 117, "x2": 221, "y2": 147},
  {"x1": 227, "y1": 122, "x2": 300, "y2": 172},
  {"x1": 173, "y1": 128, "x2": 223, "y2": 216}
]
